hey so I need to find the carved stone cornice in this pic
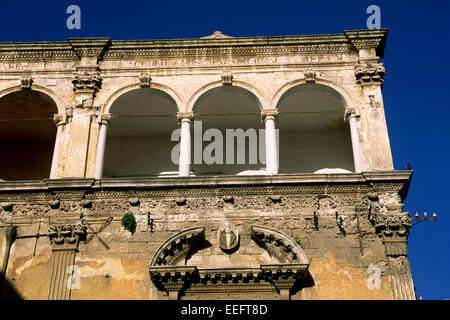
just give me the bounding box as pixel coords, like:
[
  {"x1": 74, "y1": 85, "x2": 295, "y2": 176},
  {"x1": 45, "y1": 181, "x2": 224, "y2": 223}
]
[
  {"x1": 72, "y1": 71, "x2": 102, "y2": 94},
  {"x1": 68, "y1": 37, "x2": 111, "y2": 60},
  {"x1": 354, "y1": 63, "x2": 386, "y2": 86},
  {"x1": 0, "y1": 30, "x2": 387, "y2": 63},
  {"x1": 344, "y1": 29, "x2": 388, "y2": 58},
  {"x1": 48, "y1": 223, "x2": 86, "y2": 251}
]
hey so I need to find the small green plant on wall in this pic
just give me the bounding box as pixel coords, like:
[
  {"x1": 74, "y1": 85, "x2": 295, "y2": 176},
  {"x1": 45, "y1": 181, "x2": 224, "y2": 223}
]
[
  {"x1": 294, "y1": 235, "x2": 303, "y2": 247},
  {"x1": 121, "y1": 213, "x2": 136, "y2": 233}
]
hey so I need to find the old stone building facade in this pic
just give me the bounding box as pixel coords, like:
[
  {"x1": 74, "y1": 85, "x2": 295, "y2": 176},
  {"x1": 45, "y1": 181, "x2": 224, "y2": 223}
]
[{"x1": 0, "y1": 29, "x2": 415, "y2": 300}]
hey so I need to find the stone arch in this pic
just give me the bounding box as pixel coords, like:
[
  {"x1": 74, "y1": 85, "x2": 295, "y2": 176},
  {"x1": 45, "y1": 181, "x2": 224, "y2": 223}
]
[
  {"x1": 270, "y1": 77, "x2": 356, "y2": 111},
  {"x1": 102, "y1": 81, "x2": 184, "y2": 114},
  {"x1": 101, "y1": 82, "x2": 182, "y2": 178},
  {"x1": 187, "y1": 80, "x2": 268, "y2": 112},
  {"x1": 0, "y1": 84, "x2": 66, "y2": 115},
  {"x1": 188, "y1": 81, "x2": 267, "y2": 176},
  {"x1": 273, "y1": 78, "x2": 355, "y2": 174}
]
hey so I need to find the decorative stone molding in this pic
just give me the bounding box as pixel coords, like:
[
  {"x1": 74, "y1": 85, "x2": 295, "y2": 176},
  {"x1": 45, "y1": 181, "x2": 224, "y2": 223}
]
[
  {"x1": 139, "y1": 73, "x2": 152, "y2": 88},
  {"x1": 72, "y1": 71, "x2": 102, "y2": 95},
  {"x1": 221, "y1": 70, "x2": 233, "y2": 85},
  {"x1": 20, "y1": 75, "x2": 33, "y2": 90},
  {"x1": 354, "y1": 63, "x2": 386, "y2": 86}
]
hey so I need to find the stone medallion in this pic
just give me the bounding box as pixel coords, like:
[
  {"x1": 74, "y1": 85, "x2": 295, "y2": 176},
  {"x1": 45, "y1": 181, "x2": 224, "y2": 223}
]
[{"x1": 218, "y1": 222, "x2": 239, "y2": 253}]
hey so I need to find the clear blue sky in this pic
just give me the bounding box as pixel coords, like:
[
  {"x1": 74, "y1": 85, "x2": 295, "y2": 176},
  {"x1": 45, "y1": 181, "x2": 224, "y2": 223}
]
[{"x1": 1, "y1": 0, "x2": 448, "y2": 300}]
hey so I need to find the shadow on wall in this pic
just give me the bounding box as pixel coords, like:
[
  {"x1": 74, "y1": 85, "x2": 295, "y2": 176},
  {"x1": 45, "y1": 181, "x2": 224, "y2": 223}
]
[{"x1": 0, "y1": 273, "x2": 23, "y2": 300}]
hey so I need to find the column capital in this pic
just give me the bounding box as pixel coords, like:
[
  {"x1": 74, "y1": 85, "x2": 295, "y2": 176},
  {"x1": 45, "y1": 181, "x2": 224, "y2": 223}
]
[
  {"x1": 261, "y1": 109, "x2": 278, "y2": 121},
  {"x1": 97, "y1": 113, "x2": 111, "y2": 126},
  {"x1": 53, "y1": 113, "x2": 72, "y2": 127},
  {"x1": 344, "y1": 107, "x2": 359, "y2": 121},
  {"x1": 177, "y1": 111, "x2": 194, "y2": 124},
  {"x1": 48, "y1": 223, "x2": 87, "y2": 252}
]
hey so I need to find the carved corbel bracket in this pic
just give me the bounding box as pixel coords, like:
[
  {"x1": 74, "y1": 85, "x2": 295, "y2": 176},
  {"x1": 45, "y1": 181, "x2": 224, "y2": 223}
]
[
  {"x1": 72, "y1": 71, "x2": 102, "y2": 95},
  {"x1": 354, "y1": 63, "x2": 385, "y2": 86}
]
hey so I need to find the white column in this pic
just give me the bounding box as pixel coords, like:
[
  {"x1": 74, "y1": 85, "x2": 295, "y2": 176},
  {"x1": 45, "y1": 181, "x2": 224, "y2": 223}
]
[
  {"x1": 346, "y1": 110, "x2": 362, "y2": 173},
  {"x1": 263, "y1": 110, "x2": 278, "y2": 175},
  {"x1": 94, "y1": 114, "x2": 111, "y2": 180},
  {"x1": 50, "y1": 114, "x2": 67, "y2": 179},
  {"x1": 178, "y1": 113, "x2": 192, "y2": 177}
]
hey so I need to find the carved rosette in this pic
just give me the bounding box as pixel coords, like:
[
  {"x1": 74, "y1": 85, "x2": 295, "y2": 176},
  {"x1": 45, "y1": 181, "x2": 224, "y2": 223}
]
[
  {"x1": 354, "y1": 63, "x2": 386, "y2": 85},
  {"x1": 72, "y1": 71, "x2": 102, "y2": 95},
  {"x1": 48, "y1": 223, "x2": 86, "y2": 251},
  {"x1": 371, "y1": 214, "x2": 411, "y2": 256}
]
